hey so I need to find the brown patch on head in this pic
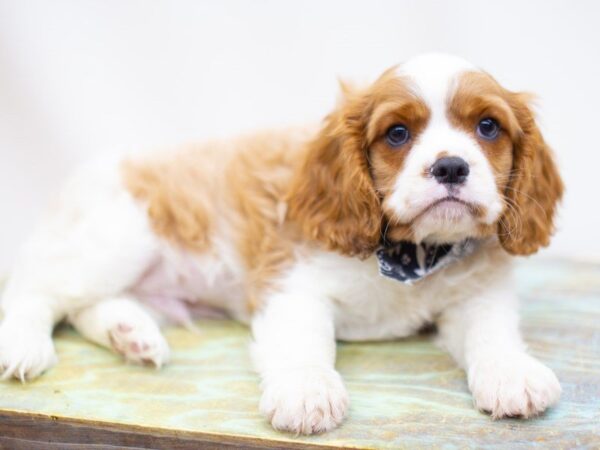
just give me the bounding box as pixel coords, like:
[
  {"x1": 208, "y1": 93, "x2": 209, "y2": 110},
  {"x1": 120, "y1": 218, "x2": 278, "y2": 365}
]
[
  {"x1": 449, "y1": 71, "x2": 564, "y2": 254},
  {"x1": 448, "y1": 72, "x2": 519, "y2": 192},
  {"x1": 287, "y1": 69, "x2": 430, "y2": 253},
  {"x1": 367, "y1": 74, "x2": 430, "y2": 243}
]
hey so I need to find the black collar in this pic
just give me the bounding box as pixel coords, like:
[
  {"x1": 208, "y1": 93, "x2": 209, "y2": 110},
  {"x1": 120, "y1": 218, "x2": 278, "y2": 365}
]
[{"x1": 376, "y1": 239, "x2": 479, "y2": 284}]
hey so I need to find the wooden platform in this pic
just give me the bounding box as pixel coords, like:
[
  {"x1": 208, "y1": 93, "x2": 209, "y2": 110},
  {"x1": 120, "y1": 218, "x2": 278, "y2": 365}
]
[{"x1": 0, "y1": 258, "x2": 599, "y2": 448}]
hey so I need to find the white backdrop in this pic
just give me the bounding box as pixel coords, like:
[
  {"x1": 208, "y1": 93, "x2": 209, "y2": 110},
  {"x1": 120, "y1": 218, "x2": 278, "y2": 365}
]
[{"x1": 1, "y1": 0, "x2": 599, "y2": 272}]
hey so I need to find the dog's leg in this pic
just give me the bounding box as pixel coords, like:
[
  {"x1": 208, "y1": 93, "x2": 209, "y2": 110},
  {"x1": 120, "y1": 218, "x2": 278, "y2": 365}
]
[
  {"x1": 437, "y1": 277, "x2": 561, "y2": 418},
  {"x1": 68, "y1": 296, "x2": 169, "y2": 367},
  {"x1": 251, "y1": 289, "x2": 348, "y2": 435},
  {"x1": 0, "y1": 165, "x2": 158, "y2": 380}
]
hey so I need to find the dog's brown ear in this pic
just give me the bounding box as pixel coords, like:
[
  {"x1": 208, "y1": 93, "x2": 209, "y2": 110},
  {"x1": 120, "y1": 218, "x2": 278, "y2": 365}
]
[
  {"x1": 286, "y1": 88, "x2": 381, "y2": 257},
  {"x1": 498, "y1": 94, "x2": 564, "y2": 255}
]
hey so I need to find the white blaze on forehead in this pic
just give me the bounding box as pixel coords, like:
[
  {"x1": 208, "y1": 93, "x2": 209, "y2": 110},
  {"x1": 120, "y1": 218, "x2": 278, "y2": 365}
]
[{"x1": 397, "y1": 53, "x2": 478, "y2": 110}]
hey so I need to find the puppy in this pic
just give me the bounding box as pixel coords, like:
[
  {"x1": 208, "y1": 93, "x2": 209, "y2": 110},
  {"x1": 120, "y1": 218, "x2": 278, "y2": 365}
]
[{"x1": 0, "y1": 53, "x2": 563, "y2": 434}]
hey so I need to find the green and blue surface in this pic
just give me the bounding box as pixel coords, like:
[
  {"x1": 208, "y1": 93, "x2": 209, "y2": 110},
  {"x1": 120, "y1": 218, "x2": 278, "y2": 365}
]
[{"x1": 0, "y1": 258, "x2": 598, "y2": 448}]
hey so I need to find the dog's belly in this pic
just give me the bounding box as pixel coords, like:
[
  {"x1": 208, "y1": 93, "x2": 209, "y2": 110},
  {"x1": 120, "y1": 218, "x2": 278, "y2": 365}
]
[
  {"x1": 130, "y1": 238, "x2": 250, "y2": 324},
  {"x1": 127, "y1": 239, "x2": 452, "y2": 340}
]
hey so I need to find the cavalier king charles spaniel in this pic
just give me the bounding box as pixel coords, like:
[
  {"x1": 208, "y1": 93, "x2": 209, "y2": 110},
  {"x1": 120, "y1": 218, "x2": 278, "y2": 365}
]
[{"x1": 0, "y1": 53, "x2": 564, "y2": 434}]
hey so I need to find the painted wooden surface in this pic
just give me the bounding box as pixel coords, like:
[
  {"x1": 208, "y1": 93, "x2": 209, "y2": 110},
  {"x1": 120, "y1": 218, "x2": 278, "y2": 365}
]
[{"x1": 0, "y1": 258, "x2": 598, "y2": 448}]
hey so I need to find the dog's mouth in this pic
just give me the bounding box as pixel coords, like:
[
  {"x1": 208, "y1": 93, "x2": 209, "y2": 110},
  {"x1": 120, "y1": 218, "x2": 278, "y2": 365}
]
[{"x1": 414, "y1": 196, "x2": 481, "y2": 221}]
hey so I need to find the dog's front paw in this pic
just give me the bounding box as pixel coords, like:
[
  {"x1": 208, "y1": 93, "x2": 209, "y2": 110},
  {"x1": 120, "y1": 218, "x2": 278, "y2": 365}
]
[
  {"x1": 468, "y1": 353, "x2": 561, "y2": 418},
  {"x1": 0, "y1": 322, "x2": 57, "y2": 381},
  {"x1": 259, "y1": 367, "x2": 349, "y2": 435}
]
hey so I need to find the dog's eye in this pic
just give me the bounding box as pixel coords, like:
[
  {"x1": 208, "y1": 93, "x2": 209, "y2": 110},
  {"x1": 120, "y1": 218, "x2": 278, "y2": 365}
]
[
  {"x1": 477, "y1": 118, "x2": 500, "y2": 140},
  {"x1": 385, "y1": 124, "x2": 410, "y2": 147}
]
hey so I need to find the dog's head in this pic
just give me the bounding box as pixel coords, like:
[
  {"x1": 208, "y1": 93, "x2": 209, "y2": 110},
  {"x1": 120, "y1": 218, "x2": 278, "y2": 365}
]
[{"x1": 288, "y1": 53, "x2": 564, "y2": 257}]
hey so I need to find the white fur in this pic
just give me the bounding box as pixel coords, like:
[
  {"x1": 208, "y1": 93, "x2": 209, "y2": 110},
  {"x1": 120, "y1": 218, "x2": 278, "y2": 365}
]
[{"x1": 0, "y1": 53, "x2": 560, "y2": 434}]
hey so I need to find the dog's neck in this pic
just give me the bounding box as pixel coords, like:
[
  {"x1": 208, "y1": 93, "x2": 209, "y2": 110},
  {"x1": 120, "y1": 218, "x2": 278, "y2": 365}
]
[{"x1": 376, "y1": 239, "x2": 480, "y2": 284}]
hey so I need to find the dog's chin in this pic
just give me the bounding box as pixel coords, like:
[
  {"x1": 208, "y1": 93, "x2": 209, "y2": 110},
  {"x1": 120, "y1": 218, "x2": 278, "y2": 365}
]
[{"x1": 411, "y1": 197, "x2": 481, "y2": 244}]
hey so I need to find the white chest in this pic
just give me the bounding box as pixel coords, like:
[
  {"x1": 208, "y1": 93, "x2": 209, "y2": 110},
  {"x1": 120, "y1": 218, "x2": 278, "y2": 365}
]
[{"x1": 283, "y1": 251, "x2": 448, "y2": 342}]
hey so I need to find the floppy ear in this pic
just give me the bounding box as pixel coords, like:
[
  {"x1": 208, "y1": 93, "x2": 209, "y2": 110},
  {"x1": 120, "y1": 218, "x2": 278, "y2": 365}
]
[
  {"x1": 286, "y1": 89, "x2": 381, "y2": 257},
  {"x1": 498, "y1": 94, "x2": 564, "y2": 255}
]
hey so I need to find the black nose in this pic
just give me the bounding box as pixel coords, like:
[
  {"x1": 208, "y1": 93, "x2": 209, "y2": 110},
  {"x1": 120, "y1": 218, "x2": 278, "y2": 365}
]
[{"x1": 431, "y1": 157, "x2": 470, "y2": 185}]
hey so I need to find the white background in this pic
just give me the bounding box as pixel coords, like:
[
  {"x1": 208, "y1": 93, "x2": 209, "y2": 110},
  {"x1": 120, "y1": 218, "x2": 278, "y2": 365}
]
[{"x1": 1, "y1": 0, "x2": 599, "y2": 272}]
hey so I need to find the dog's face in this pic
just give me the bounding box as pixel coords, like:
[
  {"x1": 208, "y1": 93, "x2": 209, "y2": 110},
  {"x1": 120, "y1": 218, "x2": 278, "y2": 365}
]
[{"x1": 288, "y1": 54, "x2": 564, "y2": 256}]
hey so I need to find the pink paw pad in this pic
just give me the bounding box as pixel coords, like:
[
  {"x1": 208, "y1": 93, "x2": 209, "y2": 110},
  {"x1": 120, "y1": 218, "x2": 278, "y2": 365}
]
[
  {"x1": 117, "y1": 323, "x2": 133, "y2": 333},
  {"x1": 129, "y1": 342, "x2": 150, "y2": 353},
  {"x1": 107, "y1": 322, "x2": 170, "y2": 368}
]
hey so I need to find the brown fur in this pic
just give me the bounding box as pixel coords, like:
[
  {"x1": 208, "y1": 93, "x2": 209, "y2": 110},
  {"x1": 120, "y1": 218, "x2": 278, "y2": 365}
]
[
  {"x1": 449, "y1": 72, "x2": 564, "y2": 255},
  {"x1": 287, "y1": 70, "x2": 430, "y2": 252},
  {"x1": 500, "y1": 93, "x2": 564, "y2": 254},
  {"x1": 225, "y1": 131, "x2": 307, "y2": 307},
  {"x1": 123, "y1": 130, "x2": 311, "y2": 310},
  {"x1": 368, "y1": 77, "x2": 430, "y2": 243},
  {"x1": 122, "y1": 146, "x2": 219, "y2": 252},
  {"x1": 286, "y1": 85, "x2": 381, "y2": 257}
]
